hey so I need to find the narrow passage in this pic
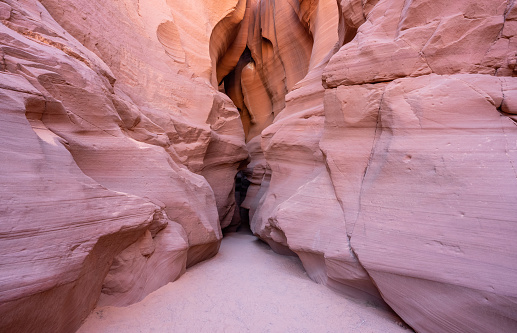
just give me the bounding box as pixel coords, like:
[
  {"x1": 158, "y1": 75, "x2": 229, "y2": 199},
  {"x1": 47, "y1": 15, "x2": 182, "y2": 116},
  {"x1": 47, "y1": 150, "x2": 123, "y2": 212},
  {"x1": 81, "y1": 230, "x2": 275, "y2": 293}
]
[{"x1": 79, "y1": 231, "x2": 409, "y2": 333}]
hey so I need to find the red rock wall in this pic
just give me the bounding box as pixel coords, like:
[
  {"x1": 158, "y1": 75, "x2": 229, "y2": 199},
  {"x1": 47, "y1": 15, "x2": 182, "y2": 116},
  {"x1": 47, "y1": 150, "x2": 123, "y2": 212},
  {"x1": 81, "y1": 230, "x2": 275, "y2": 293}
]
[
  {"x1": 0, "y1": 0, "x2": 247, "y2": 331},
  {"x1": 244, "y1": 0, "x2": 517, "y2": 332},
  {"x1": 1, "y1": 0, "x2": 517, "y2": 332}
]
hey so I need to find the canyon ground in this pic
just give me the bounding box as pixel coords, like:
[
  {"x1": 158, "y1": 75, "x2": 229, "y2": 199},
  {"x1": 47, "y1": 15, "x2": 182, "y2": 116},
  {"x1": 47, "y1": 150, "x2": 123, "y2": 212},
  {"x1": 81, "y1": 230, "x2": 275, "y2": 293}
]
[{"x1": 78, "y1": 230, "x2": 409, "y2": 333}]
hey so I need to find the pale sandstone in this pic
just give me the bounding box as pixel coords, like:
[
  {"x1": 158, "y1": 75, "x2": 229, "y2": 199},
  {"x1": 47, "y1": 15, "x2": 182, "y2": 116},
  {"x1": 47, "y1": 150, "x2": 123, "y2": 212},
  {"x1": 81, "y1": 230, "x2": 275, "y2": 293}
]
[
  {"x1": 315, "y1": 2, "x2": 517, "y2": 332},
  {"x1": 98, "y1": 221, "x2": 189, "y2": 307},
  {"x1": 324, "y1": 0, "x2": 516, "y2": 87},
  {"x1": 249, "y1": 0, "x2": 517, "y2": 332},
  {"x1": 245, "y1": 0, "x2": 385, "y2": 304},
  {"x1": 0, "y1": 76, "x2": 160, "y2": 332},
  {"x1": 0, "y1": 2, "x2": 10, "y2": 20},
  {"x1": 0, "y1": 0, "x2": 247, "y2": 330},
  {"x1": 330, "y1": 74, "x2": 517, "y2": 333},
  {"x1": 1, "y1": 0, "x2": 517, "y2": 332},
  {"x1": 38, "y1": 0, "x2": 248, "y2": 234}
]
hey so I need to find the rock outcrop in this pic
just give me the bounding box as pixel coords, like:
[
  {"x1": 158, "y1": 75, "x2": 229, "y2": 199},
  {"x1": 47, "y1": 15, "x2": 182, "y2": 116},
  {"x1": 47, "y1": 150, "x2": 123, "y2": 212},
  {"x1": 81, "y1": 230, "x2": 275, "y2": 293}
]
[
  {"x1": 0, "y1": 0, "x2": 246, "y2": 331},
  {"x1": 319, "y1": 2, "x2": 517, "y2": 332},
  {"x1": 229, "y1": 0, "x2": 385, "y2": 304},
  {"x1": 242, "y1": 0, "x2": 517, "y2": 332},
  {"x1": 1, "y1": 0, "x2": 516, "y2": 332}
]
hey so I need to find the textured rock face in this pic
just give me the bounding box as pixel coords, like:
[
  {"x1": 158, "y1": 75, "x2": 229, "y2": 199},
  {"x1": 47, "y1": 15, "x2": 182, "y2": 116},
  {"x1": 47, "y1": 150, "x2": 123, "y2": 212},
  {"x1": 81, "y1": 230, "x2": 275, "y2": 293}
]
[
  {"x1": 244, "y1": 0, "x2": 517, "y2": 332},
  {"x1": 333, "y1": 74, "x2": 517, "y2": 333},
  {"x1": 1, "y1": 0, "x2": 517, "y2": 333},
  {"x1": 0, "y1": 0, "x2": 246, "y2": 331},
  {"x1": 239, "y1": 0, "x2": 385, "y2": 304},
  {"x1": 323, "y1": 2, "x2": 517, "y2": 332}
]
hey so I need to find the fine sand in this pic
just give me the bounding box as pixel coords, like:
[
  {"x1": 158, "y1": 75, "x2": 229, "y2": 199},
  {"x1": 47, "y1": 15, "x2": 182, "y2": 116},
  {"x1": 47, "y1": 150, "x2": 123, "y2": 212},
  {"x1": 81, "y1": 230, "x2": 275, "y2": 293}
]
[{"x1": 78, "y1": 231, "x2": 410, "y2": 333}]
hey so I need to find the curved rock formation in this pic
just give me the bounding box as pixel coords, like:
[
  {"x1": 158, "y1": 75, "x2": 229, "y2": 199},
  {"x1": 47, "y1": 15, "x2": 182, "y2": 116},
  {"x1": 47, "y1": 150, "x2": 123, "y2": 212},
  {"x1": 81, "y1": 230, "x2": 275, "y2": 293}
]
[
  {"x1": 1, "y1": 0, "x2": 516, "y2": 332},
  {"x1": 319, "y1": 1, "x2": 517, "y2": 332},
  {"x1": 234, "y1": 0, "x2": 384, "y2": 304},
  {"x1": 245, "y1": 0, "x2": 517, "y2": 332},
  {"x1": 0, "y1": 0, "x2": 247, "y2": 331}
]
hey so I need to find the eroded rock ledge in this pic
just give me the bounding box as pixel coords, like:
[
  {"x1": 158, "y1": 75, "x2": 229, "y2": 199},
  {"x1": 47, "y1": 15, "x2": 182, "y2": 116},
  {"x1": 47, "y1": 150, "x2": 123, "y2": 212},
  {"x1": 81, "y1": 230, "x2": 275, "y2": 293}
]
[{"x1": 0, "y1": 0, "x2": 516, "y2": 333}]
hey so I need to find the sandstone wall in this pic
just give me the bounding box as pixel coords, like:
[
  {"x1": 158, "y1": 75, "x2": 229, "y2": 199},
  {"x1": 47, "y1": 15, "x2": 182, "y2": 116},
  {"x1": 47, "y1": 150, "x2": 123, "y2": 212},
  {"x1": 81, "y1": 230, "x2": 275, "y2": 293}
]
[
  {"x1": 246, "y1": 0, "x2": 517, "y2": 332},
  {"x1": 0, "y1": 0, "x2": 247, "y2": 331},
  {"x1": 1, "y1": 0, "x2": 517, "y2": 332}
]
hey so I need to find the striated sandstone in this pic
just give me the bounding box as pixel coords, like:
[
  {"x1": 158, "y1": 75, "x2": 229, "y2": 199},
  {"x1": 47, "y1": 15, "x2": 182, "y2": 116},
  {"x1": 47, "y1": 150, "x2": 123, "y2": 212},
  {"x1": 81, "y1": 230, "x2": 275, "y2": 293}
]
[
  {"x1": 316, "y1": 1, "x2": 517, "y2": 331},
  {"x1": 0, "y1": 0, "x2": 247, "y2": 331},
  {"x1": 38, "y1": 0, "x2": 248, "y2": 233},
  {"x1": 342, "y1": 73, "x2": 517, "y2": 333},
  {"x1": 244, "y1": 0, "x2": 517, "y2": 332},
  {"x1": 0, "y1": 71, "x2": 162, "y2": 331},
  {"x1": 1, "y1": 0, "x2": 517, "y2": 332},
  {"x1": 243, "y1": 0, "x2": 385, "y2": 304},
  {"x1": 321, "y1": 1, "x2": 517, "y2": 332},
  {"x1": 324, "y1": 0, "x2": 516, "y2": 87}
]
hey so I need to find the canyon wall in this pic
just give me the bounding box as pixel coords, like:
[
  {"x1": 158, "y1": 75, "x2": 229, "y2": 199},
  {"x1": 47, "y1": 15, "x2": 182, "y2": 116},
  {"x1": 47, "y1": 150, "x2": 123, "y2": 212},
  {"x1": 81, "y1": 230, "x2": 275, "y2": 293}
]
[
  {"x1": 242, "y1": 1, "x2": 517, "y2": 333},
  {"x1": 0, "y1": 0, "x2": 247, "y2": 331},
  {"x1": 1, "y1": 0, "x2": 516, "y2": 332}
]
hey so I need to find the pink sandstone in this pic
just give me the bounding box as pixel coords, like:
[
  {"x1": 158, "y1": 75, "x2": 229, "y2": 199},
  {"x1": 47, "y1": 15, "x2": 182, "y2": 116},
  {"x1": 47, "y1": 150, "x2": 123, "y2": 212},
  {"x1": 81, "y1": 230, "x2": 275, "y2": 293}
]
[
  {"x1": 1, "y1": 0, "x2": 246, "y2": 331},
  {"x1": 0, "y1": 0, "x2": 516, "y2": 332}
]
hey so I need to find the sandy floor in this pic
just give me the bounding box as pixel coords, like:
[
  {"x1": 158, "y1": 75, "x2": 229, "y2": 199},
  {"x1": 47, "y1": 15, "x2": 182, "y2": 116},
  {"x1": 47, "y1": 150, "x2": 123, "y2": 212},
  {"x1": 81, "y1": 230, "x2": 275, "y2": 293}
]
[{"x1": 78, "y1": 231, "x2": 410, "y2": 333}]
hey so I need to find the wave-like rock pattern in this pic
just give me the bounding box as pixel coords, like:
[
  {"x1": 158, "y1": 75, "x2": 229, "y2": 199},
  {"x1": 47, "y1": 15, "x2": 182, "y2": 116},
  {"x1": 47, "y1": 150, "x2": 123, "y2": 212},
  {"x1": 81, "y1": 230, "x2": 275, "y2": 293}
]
[
  {"x1": 1, "y1": 0, "x2": 517, "y2": 332},
  {"x1": 242, "y1": 0, "x2": 517, "y2": 332},
  {"x1": 0, "y1": 0, "x2": 247, "y2": 331}
]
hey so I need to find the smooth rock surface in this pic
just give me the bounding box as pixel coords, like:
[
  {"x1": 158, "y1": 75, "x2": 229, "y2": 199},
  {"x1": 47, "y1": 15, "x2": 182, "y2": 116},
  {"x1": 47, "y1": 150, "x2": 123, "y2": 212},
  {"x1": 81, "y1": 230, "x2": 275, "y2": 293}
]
[
  {"x1": 0, "y1": 0, "x2": 247, "y2": 330},
  {"x1": 342, "y1": 74, "x2": 517, "y2": 333},
  {"x1": 246, "y1": 1, "x2": 517, "y2": 332},
  {"x1": 245, "y1": 0, "x2": 384, "y2": 304},
  {"x1": 1, "y1": 0, "x2": 517, "y2": 332}
]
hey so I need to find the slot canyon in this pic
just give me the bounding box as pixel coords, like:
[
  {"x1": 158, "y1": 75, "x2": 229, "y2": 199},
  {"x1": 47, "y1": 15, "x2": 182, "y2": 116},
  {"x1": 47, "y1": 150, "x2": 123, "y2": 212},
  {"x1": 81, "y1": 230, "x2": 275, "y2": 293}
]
[{"x1": 0, "y1": 0, "x2": 516, "y2": 332}]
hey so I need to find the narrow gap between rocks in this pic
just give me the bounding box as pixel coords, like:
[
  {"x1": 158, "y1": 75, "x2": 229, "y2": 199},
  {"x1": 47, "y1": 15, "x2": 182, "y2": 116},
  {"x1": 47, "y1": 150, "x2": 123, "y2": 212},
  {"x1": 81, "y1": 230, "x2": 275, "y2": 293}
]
[
  {"x1": 208, "y1": 0, "x2": 315, "y2": 234},
  {"x1": 202, "y1": 3, "x2": 413, "y2": 330}
]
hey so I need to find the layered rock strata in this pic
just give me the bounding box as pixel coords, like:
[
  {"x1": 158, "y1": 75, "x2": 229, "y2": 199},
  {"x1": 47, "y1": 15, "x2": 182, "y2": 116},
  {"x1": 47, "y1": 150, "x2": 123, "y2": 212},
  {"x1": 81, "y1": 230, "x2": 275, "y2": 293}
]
[
  {"x1": 0, "y1": 0, "x2": 246, "y2": 331},
  {"x1": 239, "y1": 1, "x2": 517, "y2": 332},
  {"x1": 320, "y1": 2, "x2": 517, "y2": 332},
  {"x1": 1, "y1": 0, "x2": 517, "y2": 333}
]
